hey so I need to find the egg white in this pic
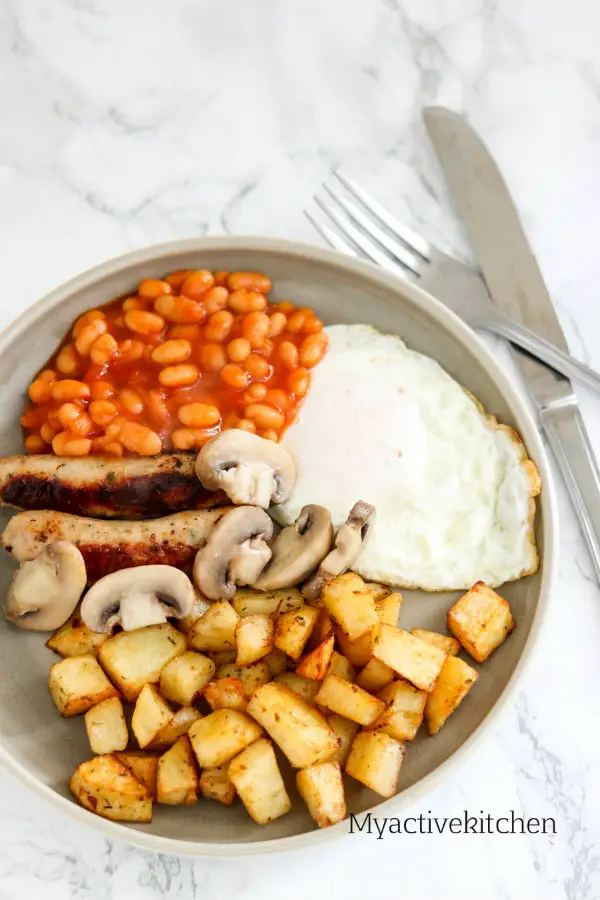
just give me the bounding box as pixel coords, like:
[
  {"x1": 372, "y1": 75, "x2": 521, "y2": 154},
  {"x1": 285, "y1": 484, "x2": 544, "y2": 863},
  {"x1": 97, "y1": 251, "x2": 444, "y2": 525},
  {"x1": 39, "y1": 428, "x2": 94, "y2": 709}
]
[{"x1": 276, "y1": 324, "x2": 539, "y2": 591}]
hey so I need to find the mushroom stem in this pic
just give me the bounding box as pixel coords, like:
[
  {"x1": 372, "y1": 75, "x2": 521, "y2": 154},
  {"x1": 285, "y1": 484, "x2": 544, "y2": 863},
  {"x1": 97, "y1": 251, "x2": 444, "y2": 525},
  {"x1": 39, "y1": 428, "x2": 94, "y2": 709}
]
[{"x1": 302, "y1": 500, "x2": 376, "y2": 600}]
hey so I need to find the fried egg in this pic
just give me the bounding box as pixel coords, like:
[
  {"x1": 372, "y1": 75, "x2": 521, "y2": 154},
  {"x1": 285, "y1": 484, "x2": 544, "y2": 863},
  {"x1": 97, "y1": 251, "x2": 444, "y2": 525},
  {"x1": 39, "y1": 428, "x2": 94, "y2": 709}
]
[{"x1": 276, "y1": 324, "x2": 539, "y2": 591}]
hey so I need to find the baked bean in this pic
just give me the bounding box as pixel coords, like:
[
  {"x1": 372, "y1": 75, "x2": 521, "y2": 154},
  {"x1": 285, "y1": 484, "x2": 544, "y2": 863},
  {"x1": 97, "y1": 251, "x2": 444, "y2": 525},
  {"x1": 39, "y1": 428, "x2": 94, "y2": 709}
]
[
  {"x1": 158, "y1": 364, "x2": 199, "y2": 388},
  {"x1": 119, "y1": 339, "x2": 145, "y2": 362},
  {"x1": 205, "y1": 310, "x2": 234, "y2": 343},
  {"x1": 204, "y1": 286, "x2": 230, "y2": 315},
  {"x1": 92, "y1": 437, "x2": 124, "y2": 457},
  {"x1": 21, "y1": 406, "x2": 41, "y2": 429},
  {"x1": 287, "y1": 309, "x2": 312, "y2": 333},
  {"x1": 25, "y1": 434, "x2": 46, "y2": 453},
  {"x1": 115, "y1": 316, "x2": 125, "y2": 328},
  {"x1": 47, "y1": 408, "x2": 63, "y2": 430},
  {"x1": 236, "y1": 418, "x2": 257, "y2": 434},
  {"x1": 181, "y1": 270, "x2": 215, "y2": 300},
  {"x1": 288, "y1": 367, "x2": 311, "y2": 397},
  {"x1": 299, "y1": 333, "x2": 328, "y2": 368},
  {"x1": 244, "y1": 354, "x2": 271, "y2": 380},
  {"x1": 228, "y1": 272, "x2": 272, "y2": 293},
  {"x1": 51, "y1": 380, "x2": 91, "y2": 403},
  {"x1": 245, "y1": 403, "x2": 285, "y2": 430},
  {"x1": 199, "y1": 343, "x2": 227, "y2": 372},
  {"x1": 52, "y1": 432, "x2": 92, "y2": 457},
  {"x1": 70, "y1": 412, "x2": 93, "y2": 437},
  {"x1": 243, "y1": 383, "x2": 268, "y2": 404},
  {"x1": 265, "y1": 389, "x2": 292, "y2": 411},
  {"x1": 147, "y1": 390, "x2": 170, "y2": 427},
  {"x1": 40, "y1": 423, "x2": 57, "y2": 444},
  {"x1": 178, "y1": 402, "x2": 221, "y2": 429},
  {"x1": 56, "y1": 345, "x2": 80, "y2": 376},
  {"x1": 73, "y1": 310, "x2": 105, "y2": 339},
  {"x1": 214, "y1": 270, "x2": 229, "y2": 286},
  {"x1": 227, "y1": 338, "x2": 251, "y2": 363},
  {"x1": 90, "y1": 333, "x2": 118, "y2": 366},
  {"x1": 90, "y1": 381, "x2": 115, "y2": 401},
  {"x1": 172, "y1": 428, "x2": 216, "y2": 450},
  {"x1": 242, "y1": 312, "x2": 270, "y2": 348},
  {"x1": 259, "y1": 429, "x2": 279, "y2": 442},
  {"x1": 125, "y1": 309, "x2": 165, "y2": 335},
  {"x1": 267, "y1": 311, "x2": 287, "y2": 338},
  {"x1": 165, "y1": 270, "x2": 194, "y2": 291},
  {"x1": 29, "y1": 378, "x2": 54, "y2": 404},
  {"x1": 120, "y1": 389, "x2": 144, "y2": 415},
  {"x1": 303, "y1": 316, "x2": 324, "y2": 334},
  {"x1": 122, "y1": 296, "x2": 148, "y2": 312},
  {"x1": 75, "y1": 318, "x2": 108, "y2": 356},
  {"x1": 89, "y1": 400, "x2": 118, "y2": 427},
  {"x1": 228, "y1": 290, "x2": 267, "y2": 314},
  {"x1": 278, "y1": 341, "x2": 299, "y2": 369},
  {"x1": 155, "y1": 294, "x2": 205, "y2": 324},
  {"x1": 220, "y1": 364, "x2": 250, "y2": 390},
  {"x1": 39, "y1": 369, "x2": 57, "y2": 382},
  {"x1": 121, "y1": 422, "x2": 162, "y2": 456},
  {"x1": 105, "y1": 422, "x2": 123, "y2": 440},
  {"x1": 138, "y1": 278, "x2": 172, "y2": 300},
  {"x1": 169, "y1": 324, "x2": 202, "y2": 341},
  {"x1": 57, "y1": 403, "x2": 82, "y2": 430},
  {"x1": 151, "y1": 339, "x2": 192, "y2": 366}
]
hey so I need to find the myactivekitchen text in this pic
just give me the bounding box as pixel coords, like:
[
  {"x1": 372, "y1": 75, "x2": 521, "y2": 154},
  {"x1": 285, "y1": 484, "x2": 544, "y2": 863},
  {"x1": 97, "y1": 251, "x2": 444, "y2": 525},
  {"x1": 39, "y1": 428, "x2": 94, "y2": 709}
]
[{"x1": 349, "y1": 810, "x2": 556, "y2": 838}]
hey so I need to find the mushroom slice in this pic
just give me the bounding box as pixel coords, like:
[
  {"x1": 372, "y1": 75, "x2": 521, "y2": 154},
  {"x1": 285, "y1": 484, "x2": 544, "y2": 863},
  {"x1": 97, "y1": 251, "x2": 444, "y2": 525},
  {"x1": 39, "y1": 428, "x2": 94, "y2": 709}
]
[
  {"x1": 302, "y1": 501, "x2": 376, "y2": 601},
  {"x1": 193, "y1": 506, "x2": 274, "y2": 601},
  {"x1": 81, "y1": 565, "x2": 196, "y2": 634},
  {"x1": 195, "y1": 430, "x2": 296, "y2": 509},
  {"x1": 4, "y1": 540, "x2": 86, "y2": 632},
  {"x1": 253, "y1": 505, "x2": 333, "y2": 591}
]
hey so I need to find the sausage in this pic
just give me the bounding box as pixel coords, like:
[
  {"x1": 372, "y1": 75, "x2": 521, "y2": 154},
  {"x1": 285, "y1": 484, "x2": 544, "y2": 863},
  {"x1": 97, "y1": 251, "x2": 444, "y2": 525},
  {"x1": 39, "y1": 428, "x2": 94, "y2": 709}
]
[
  {"x1": 2, "y1": 508, "x2": 231, "y2": 583},
  {"x1": 0, "y1": 454, "x2": 225, "y2": 518}
]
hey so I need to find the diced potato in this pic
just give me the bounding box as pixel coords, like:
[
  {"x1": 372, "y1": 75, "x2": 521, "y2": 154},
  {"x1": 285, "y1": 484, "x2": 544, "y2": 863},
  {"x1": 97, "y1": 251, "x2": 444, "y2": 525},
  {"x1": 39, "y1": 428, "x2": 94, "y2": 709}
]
[
  {"x1": 273, "y1": 672, "x2": 321, "y2": 704},
  {"x1": 159, "y1": 651, "x2": 215, "y2": 706},
  {"x1": 204, "y1": 677, "x2": 248, "y2": 711},
  {"x1": 365, "y1": 582, "x2": 391, "y2": 601},
  {"x1": 199, "y1": 764, "x2": 236, "y2": 805},
  {"x1": 70, "y1": 754, "x2": 152, "y2": 822},
  {"x1": 306, "y1": 609, "x2": 334, "y2": 651},
  {"x1": 188, "y1": 600, "x2": 239, "y2": 653},
  {"x1": 156, "y1": 735, "x2": 198, "y2": 805},
  {"x1": 345, "y1": 731, "x2": 405, "y2": 798},
  {"x1": 147, "y1": 706, "x2": 203, "y2": 751},
  {"x1": 335, "y1": 628, "x2": 373, "y2": 669},
  {"x1": 315, "y1": 675, "x2": 385, "y2": 726},
  {"x1": 216, "y1": 661, "x2": 271, "y2": 698},
  {"x1": 448, "y1": 582, "x2": 515, "y2": 663},
  {"x1": 208, "y1": 650, "x2": 237, "y2": 666},
  {"x1": 228, "y1": 738, "x2": 291, "y2": 824},
  {"x1": 115, "y1": 751, "x2": 160, "y2": 798},
  {"x1": 98, "y1": 624, "x2": 186, "y2": 702},
  {"x1": 376, "y1": 592, "x2": 403, "y2": 626},
  {"x1": 411, "y1": 629, "x2": 460, "y2": 656},
  {"x1": 235, "y1": 614, "x2": 274, "y2": 666},
  {"x1": 371, "y1": 625, "x2": 447, "y2": 692},
  {"x1": 326, "y1": 650, "x2": 355, "y2": 682},
  {"x1": 274, "y1": 604, "x2": 319, "y2": 661},
  {"x1": 296, "y1": 634, "x2": 335, "y2": 680},
  {"x1": 84, "y1": 696, "x2": 128, "y2": 754},
  {"x1": 425, "y1": 656, "x2": 479, "y2": 735},
  {"x1": 189, "y1": 709, "x2": 263, "y2": 768},
  {"x1": 49, "y1": 654, "x2": 119, "y2": 717},
  {"x1": 355, "y1": 659, "x2": 395, "y2": 694},
  {"x1": 297, "y1": 761, "x2": 346, "y2": 828},
  {"x1": 321, "y1": 572, "x2": 378, "y2": 640},
  {"x1": 132, "y1": 684, "x2": 173, "y2": 749},
  {"x1": 327, "y1": 714, "x2": 359, "y2": 767},
  {"x1": 46, "y1": 607, "x2": 109, "y2": 658},
  {"x1": 247, "y1": 682, "x2": 338, "y2": 768},
  {"x1": 264, "y1": 647, "x2": 289, "y2": 677},
  {"x1": 368, "y1": 679, "x2": 427, "y2": 741},
  {"x1": 177, "y1": 592, "x2": 212, "y2": 633},
  {"x1": 234, "y1": 587, "x2": 303, "y2": 617}
]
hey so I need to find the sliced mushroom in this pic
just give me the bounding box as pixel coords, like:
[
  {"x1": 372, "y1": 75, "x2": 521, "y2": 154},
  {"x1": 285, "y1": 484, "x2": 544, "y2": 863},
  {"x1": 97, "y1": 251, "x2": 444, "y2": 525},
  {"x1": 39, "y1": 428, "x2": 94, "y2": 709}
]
[
  {"x1": 253, "y1": 505, "x2": 333, "y2": 591},
  {"x1": 302, "y1": 500, "x2": 376, "y2": 600},
  {"x1": 193, "y1": 506, "x2": 274, "y2": 601},
  {"x1": 81, "y1": 565, "x2": 195, "y2": 633},
  {"x1": 195, "y1": 430, "x2": 296, "y2": 509},
  {"x1": 4, "y1": 540, "x2": 86, "y2": 631}
]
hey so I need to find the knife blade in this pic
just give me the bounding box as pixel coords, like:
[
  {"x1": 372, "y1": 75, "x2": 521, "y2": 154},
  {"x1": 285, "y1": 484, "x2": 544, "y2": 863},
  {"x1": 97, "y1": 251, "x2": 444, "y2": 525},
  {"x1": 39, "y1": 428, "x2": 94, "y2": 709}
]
[{"x1": 424, "y1": 105, "x2": 600, "y2": 581}]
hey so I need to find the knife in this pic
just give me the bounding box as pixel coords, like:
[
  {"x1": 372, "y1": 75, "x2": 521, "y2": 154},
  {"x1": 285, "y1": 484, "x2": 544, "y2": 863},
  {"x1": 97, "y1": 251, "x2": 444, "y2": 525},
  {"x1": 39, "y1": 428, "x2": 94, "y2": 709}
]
[{"x1": 423, "y1": 106, "x2": 600, "y2": 582}]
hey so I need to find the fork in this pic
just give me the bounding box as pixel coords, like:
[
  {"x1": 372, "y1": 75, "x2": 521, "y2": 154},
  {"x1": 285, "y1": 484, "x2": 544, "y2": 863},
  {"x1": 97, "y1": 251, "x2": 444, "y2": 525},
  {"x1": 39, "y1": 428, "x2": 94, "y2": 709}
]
[{"x1": 305, "y1": 171, "x2": 600, "y2": 396}]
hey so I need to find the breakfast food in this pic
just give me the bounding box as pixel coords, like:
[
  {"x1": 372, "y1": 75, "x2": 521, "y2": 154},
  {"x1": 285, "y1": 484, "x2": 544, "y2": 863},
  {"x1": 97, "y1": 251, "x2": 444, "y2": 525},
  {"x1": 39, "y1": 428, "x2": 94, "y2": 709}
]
[{"x1": 5, "y1": 541, "x2": 87, "y2": 631}]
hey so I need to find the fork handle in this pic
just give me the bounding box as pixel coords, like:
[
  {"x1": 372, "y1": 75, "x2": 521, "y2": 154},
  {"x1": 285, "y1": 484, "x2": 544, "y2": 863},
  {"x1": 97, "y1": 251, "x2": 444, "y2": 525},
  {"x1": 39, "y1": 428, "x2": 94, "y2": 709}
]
[{"x1": 480, "y1": 310, "x2": 600, "y2": 397}]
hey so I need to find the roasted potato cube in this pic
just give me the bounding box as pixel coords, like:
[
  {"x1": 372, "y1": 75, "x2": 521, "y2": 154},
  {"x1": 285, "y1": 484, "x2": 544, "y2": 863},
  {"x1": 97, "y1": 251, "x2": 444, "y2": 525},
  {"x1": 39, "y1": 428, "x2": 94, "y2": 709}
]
[
  {"x1": 84, "y1": 696, "x2": 128, "y2": 754},
  {"x1": 273, "y1": 672, "x2": 321, "y2": 704},
  {"x1": 448, "y1": 582, "x2": 515, "y2": 663},
  {"x1": 199, "y1": 764, "x2": 236, "y2": 805},
  {"x1": 306, "y1": 609, "x2": 334, "y2": 651},
  {"x1": 345, "y1": 731, "x2": 405, "y2": 798},
  {"x1": 208, "y1": 650, "x2": 237, "y2": 666},
  {"x1": 371, "y1": 625, "x2": 447, "y2": 692},
  {"x1": 335, "y1": 628, "x2": 373, "y2": 669},
  {"x1": 177, "y1": 592, "x2": 211, "y2": 633},
  {"x1": 147, "y1": 706, "x2": 202, "y2": 751},
  {"x1": 156, "y1": 735, "x2": 198, "y2": 805},
  {"x1": 98, "y1": 624, "x2": 186, "y2": 702},
  {"x1": 376, "y1": 592, "x2": 403, "y2": 626},
  {"x1": 368, "y1": 679, "x2": 427, "y2": 741},
  {"x1": 159, "y1": 650, "x2": 215, "y2": 706},
  {"x1": 297, "y1": 760, "x2": 346, "y2": 828},
  {"x1": 326, "y1": 650, "x2": 356, "y2": 682},
  {"x1": 49, "y1": 654, "x2": 118, "y2": 717},
  {"x1": 233, "y1": 587, "x2": 302, "y2": 617},
  {"x1": 321, "y1": 573, "x2": 378, "y2": 640},
  {"x1": 115, "y1": 751, "x2": 160, "y2": 798},
  {"x1": 247, "y1": 682, "x2": 338, "y2": 768},
  {"x1": 425, "y1": 656, "x2": 479, "y2": 735},
  {"x1": 46, "y1": 608, "x2": 109, "y2": 658},
  {"x1": 274, "y1": 604, "x2": 319, "y2": 661},
  {"x1": 216, "y1": 661, "x2": 271, "y2": 698},
  {"x1": 296, "y1": 634, "x2": 335, "y2": 680},
  {"x1": 365, "y1": 582, "x2": 391, "y2": 601},
  {"x1": 70, "y1": 754, "x2": 152, "y2": 822},
  {"x1": 229, "y1": 738, "x2": 291, "y2": 824},
  {"x1": 315, "y1": 675, "x2": 385, "y2": 726},
  {"x1": 204, "y1": 677, "x2": 248, "y2": 711},
  {"x1": 355, "y1": 658, "x2": 395, "y2": 694},
  {"x1": 264, "y1": 647, "x2": 289, "y2": 677},
  {"x1": 132, "y1": 684, "x2": 173, "y2": 749},
  {"x1": 411, "y1": 629, "x2": 460, "y2": 656},
  {"x1": 327, "y1": 714, "x2": 359, "y2": 767},
  {"x1": 189, "y1": 709, "x2": 263, "y2": 768},
  {"x1": 235, "y1": 614, "x2": 274, "y2": 666},
  {"x1": 188, "y1": 600, "x2": 239, "y2": 653}
]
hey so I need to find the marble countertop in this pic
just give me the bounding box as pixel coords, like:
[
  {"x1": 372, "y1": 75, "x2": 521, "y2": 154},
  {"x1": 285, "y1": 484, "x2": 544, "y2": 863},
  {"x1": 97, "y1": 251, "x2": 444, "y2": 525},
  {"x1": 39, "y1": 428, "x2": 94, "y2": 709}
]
[{"x1": 2, "y1": 0, "x2": 600, "y2": 897}]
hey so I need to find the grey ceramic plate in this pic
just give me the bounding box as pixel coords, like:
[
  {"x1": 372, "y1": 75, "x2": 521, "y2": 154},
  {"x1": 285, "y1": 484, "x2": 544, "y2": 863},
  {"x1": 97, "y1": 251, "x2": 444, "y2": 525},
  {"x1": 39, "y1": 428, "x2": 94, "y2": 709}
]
[{"x1": 0, "y1": 237, "x2": 557, "y2": 856}]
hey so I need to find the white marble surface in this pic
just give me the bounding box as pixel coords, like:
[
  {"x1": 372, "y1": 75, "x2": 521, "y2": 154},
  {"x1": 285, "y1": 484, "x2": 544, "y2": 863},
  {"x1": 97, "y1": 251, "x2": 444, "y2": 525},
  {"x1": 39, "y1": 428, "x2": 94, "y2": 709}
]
[{"x1": 1, "y1": 0, "x2": 600, "y2": 897}]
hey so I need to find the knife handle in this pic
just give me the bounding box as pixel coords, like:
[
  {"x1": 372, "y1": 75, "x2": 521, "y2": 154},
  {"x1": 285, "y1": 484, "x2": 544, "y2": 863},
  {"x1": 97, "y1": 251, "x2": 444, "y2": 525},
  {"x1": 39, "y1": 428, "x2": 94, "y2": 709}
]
[{"x1": 541, "y1": 401, "x2": 600, "y2": 580}]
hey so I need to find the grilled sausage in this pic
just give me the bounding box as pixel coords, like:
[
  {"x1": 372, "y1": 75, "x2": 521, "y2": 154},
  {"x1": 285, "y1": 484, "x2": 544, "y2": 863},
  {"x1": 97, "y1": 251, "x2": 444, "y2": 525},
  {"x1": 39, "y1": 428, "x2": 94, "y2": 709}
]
[
  {"x1": 0, "y1": 454, "x2": 225, "y2": 518},
  {"x1": 2, "y1": 508, "x2": 231, "y2": 583}
]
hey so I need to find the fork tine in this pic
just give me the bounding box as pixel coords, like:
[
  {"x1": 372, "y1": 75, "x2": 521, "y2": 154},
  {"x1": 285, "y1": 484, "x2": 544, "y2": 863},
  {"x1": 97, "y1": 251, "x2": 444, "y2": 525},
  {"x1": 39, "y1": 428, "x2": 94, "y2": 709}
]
[
  {"x1": 304, "y1": 210, "x2": 359, "y2": 258},
  {"x1": 314, "y1": 196, "x2": 408, "y2": 275},
  {"x1": 334, "y1": 170, "x2": 431, "y2": 260}
]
